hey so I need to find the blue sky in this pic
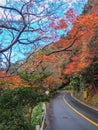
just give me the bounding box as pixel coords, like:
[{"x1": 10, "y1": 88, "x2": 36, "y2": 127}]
[{"x1": 0, "y1": 0, "x2": 88, "y2": 65}]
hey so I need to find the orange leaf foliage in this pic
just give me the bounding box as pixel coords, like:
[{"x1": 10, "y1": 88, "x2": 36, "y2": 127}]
[
  {"x1": 43, "y1": 76, "x2": 52, "y2": 83},
  {"x1": 55, "y1": 38, "x2": 71, "y2": 48},
  {"x1": 74, "y1": 13, "x2": 98, "y2": 35},
  {"x1": 50, "y1": 18, "x2": 67, "y2": 30},
  {"x1": 0, "y1": 71, "x2": 22, "y2": 89},
  {"x1": 65, "y1": 8, "x2": 77, "y2": 22},
  {"x1": 42, "y1": 55, "x2": 58, "y2": 62},
  {"x1": 64, "y1": 41, "x2": 93, "y2": 75}
]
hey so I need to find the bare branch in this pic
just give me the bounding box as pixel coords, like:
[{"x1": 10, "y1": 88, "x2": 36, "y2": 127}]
[
  {"x1": 0, "y1": 24, "x2": 19, "y2": 31},
  {"x1": 46, "y1": 29, "x2": 86, "y2": 55},
  {"x1": 0, "y1": 5, "x2": 22, "y2": 15},
  {"x1": 0, "y1": 5, "x2": 26, "y2": 25},
  {"x1": 0, "y1": 25, "x2": 26, "y2": 53}
]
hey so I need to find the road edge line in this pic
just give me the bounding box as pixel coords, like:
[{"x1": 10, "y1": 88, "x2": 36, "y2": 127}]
[
  {"x1": 70, "y1": 93, "x2": 98, "y2": 112},
  {"x1": 63, "y1": 96, "x2": 98, "y2": 127}
]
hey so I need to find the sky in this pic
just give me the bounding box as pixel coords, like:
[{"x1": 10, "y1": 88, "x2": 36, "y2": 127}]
[
  {"x1": 0, "y1": 0, "x2": 88, "y2": 66},
  {"x1": 0, "y1": 0, "x2": 86, "y2": 4}
]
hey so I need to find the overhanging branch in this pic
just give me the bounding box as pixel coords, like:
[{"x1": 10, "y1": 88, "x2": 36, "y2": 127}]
[
  {"x1": 46, "y1": 31, "x2": 86, "y2": 55},
  {"x1": 0, "y1": 25, "x2": 26, "y2": 53}
]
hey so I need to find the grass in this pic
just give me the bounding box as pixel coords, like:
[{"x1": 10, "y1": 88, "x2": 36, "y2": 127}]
[{"x1": 31, "y1": 102, "x2": 43, "y2": 129}]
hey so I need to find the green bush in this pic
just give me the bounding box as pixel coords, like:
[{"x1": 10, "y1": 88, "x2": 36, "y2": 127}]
[
  {"x1": 0, "y1": 87, "x2": 49, "y2": 130},
  {"x1": 32, "y1": 103, "x2": 43, "y2": 129}
]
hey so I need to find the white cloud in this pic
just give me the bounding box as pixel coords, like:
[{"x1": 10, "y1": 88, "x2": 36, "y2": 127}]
[
  {"x1": 62, "y1": 0, "x2": 82, "y2": 6},
  {"x1": 0, "y1": 0, "x2": 6, "y2": 5},
  {"x1": 0, "y1": 0, "x2": 85, "y2": 20}
]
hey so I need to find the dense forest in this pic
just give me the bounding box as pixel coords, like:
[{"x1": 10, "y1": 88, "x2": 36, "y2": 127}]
[
  {"x1": 0, "y1": 0, "x2": 98, "y2": 104},
  {"x1": 0, "y1": 0, "x2": 98, "y2": 129}
]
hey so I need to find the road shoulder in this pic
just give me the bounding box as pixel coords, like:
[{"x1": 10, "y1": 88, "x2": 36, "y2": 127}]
[{"x1": 70, "y1": 92, "x2": 98, "y2": 112}]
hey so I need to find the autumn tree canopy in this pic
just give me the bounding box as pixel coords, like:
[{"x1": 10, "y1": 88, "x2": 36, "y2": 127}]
[
  {"x1": 0, "y1": 0, "x2": 98, "y2": 91},
  {"x1": 0, "y1": 0, "x2": 87, "y2": 70}
]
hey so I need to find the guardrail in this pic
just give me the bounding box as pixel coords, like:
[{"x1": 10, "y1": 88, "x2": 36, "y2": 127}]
[{"x1": 36, "y1": 103, "x2": 46, "y2": 130}]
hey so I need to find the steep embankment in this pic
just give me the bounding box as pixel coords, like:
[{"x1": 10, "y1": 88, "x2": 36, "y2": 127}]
[{"x1": 78, "y1": 0, "x2": 98, "y2": 107}]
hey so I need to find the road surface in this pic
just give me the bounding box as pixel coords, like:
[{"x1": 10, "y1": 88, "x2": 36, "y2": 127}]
[{"x1": 47, "y1": 93, "x2": 98, "y2": 130}]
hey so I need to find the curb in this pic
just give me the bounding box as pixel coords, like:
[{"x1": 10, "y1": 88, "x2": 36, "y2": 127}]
[
  {"x1": 40, "y1": 103, "x2": 46, "y2": 130},
  {"x1": 71, "y1": 92, "x2": 98, "y2": 112}
]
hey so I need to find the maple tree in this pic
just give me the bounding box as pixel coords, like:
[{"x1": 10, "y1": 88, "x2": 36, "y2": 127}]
[
  {"x1": 0, "y1": 0, "x2": 97, "y2": 93},
  {"x1": 0, "y1": 1, "x2": 98, "y2": 129},
  {"x1": 42, "y1": 0, "x2": 98, "y2": 92},
  {"x1": 0, "y1": 0, "x2": 78, "y2": 71}
]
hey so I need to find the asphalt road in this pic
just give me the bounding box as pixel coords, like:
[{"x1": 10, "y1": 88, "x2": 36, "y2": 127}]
[{"x1": 47, "y1": 93, "x2": 98, "y2": 130}]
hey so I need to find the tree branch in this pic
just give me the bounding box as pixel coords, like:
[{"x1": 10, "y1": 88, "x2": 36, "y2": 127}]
[
  {"x1": 0, "y1": 5, "x2": 26, "y2": 25},
  {"x1": 46, "y1": 30, "x2": 86, "y2": 55},
  {"x1": 0, "y1": 25, "x2": 26, "y2": 53}
]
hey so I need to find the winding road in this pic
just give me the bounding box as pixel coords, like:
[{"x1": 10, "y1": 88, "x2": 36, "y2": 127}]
[{"x1": 47, "y1": 93, "x2": 98, "y2": 130}]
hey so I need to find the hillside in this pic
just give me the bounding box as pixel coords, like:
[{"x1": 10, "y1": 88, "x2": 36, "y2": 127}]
[
  {"x1": 17, "y1": 0, "x2": 97, "y2": 83},
  {"x1": 0, "y1": 1, "x2": 98, "y2": 129},
  {"x1": 0, "y1": 0, "x2": 96, "y2": 106}
]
